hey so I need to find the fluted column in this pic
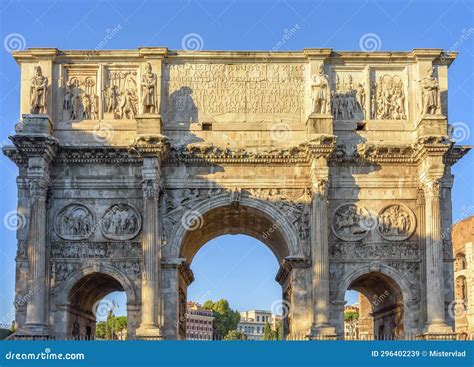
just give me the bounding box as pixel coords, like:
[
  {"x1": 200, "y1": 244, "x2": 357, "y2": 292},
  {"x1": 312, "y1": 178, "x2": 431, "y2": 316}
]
[
  {"x1": 423, "y1": 178, "x2": 451, "y2": 333},
  {"x1": 309, "y1": 159, "x2": 336, "y2": 338},
  {"x1": 24, "y1": 171, "x2": 49, "y2": 334},
  {"x1": 136, "y1": 156, "x2": 163, "y2": 339}
]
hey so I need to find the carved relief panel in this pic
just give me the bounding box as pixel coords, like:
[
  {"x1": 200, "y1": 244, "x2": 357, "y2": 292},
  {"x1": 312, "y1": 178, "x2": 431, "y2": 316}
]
[
  {"x1": 377, "y1": 204, "x2": 416, "y2": 241},
  {"x1": 103, "y1": 66, "x2": 139, "y2": 119},
  {"x1": 54, "y1": 204, "x2": 94, "y2": 240},
  {"x1": 100, "y1": 203, "x2": 142, "y2": 240},
  {"x1": 369, "y1": 68, "x2": 408, "y2": 120},
  {"x1": 162, "y1": 63, "x2": 306, "y2": 124},
  {"x1": 331, "y1": 203, "x2": 372, "y2": 241},
  {"x1": 60, "y1": 66, "x2": 99, "y2": 121},
  {"x1": 330, "y1": 69, "x2": 368, "y2": 121}
]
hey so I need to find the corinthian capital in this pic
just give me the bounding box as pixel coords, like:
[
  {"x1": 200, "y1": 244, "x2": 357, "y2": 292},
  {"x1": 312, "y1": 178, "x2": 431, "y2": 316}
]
[
  {"x1": 422, "y1": 178, "x2": 442, "y2": 198},
  {"x1": 28, "y1": 178, "x2": 49, "y2": 199},
  {"x1": 311, "y1": 178, "x2": 329, "y2": 197},
  {"x1": 142, "y1": 179, "x2": 160, "y2": 199}
]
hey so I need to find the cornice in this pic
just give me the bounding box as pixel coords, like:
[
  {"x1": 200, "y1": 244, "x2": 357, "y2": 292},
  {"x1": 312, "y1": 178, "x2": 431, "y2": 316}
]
[
  {"x1": 4, "y1": 140, "x2": 468, "y2": 167},
  {"x1": 11, "y1": 48, "x2": 458, "y2": 66}
]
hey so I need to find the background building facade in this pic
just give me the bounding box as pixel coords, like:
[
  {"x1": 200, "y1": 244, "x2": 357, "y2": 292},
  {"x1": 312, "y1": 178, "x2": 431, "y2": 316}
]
[
  {"x1": 185, "y1": 302, "x2": 214, "y2": 340},
  {"x1": 452, "y1": 215, "x2": 474, "y2": 339}
]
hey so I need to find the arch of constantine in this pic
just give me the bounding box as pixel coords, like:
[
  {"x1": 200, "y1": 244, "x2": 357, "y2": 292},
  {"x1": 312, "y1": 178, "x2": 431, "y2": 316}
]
[{"x1": 3, "y1": 47, "x2": 470, "y2": 340}]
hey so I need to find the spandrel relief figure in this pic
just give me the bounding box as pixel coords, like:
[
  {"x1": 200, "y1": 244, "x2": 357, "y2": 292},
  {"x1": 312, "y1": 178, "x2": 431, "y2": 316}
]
[
  {"x1": 421, "y1": 67, "x2": 441, "y2": 115},
  {"x1": 141, "y1": 63, "x2": 157, "y2": 114},
  {"x1": 311, "y1": 62, "x2": 330, "y2": 114},
  {"x1": 30, "y1": 66, "x2": 48, "y2": 114}
]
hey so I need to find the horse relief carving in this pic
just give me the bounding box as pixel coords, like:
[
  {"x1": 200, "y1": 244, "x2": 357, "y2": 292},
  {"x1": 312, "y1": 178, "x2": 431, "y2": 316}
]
[
  {"x1": 100, "y1": 204, "x2": 142, "y2": 240},
  {"x1": 55, "y1": 204, "x2": 94, "y2": 240},
  {"x1": 331, "y1": 203, "x2": 371, "y2": 241}
]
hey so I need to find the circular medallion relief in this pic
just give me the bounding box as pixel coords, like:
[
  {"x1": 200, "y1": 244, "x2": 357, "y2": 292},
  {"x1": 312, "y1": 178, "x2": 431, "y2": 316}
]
[
  {"x1": 100, "y1": 203, "x2": 142, "y2": 240},
  {"x1": 331, "y1": 203, "x2": 372, "y2": 241},
  {"x1": 377, "y1": 204, "x2": 416, "y2": 241},
  {"x1": 55, "y1": 204, "x2": 94, "y2": 240}
]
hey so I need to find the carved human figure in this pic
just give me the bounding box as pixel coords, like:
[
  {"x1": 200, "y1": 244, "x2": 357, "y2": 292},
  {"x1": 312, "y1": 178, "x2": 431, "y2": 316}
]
[
  {"x1": 71, "y1": 92, "x2": 83, "y2": 120},
  {"x1": 421, "y1": 67, "x2": 441, "y2": 115},
  {"x1": 82, "y1": 94, "x2": 91, "y2": 119},
  {"x1": 356, "y1": 83, "x2": 365, "y2": 114},
  {"x1": 30, "y1": 66, "x2": 48, "y2": 114},
  {"x1": 141, "y1": 62, "x2": 157, "y2": 113},
  {"x1": 311, "y1": 62, "x2": 330, "y2": 114},
  {"x1": 90, "y1": 94, "x2": 99, "y2": 120},
  {"x1": 63, "y1": 81, "x2": 73, "y2": 120},
  {"x1": 456, "y1": 277, "x2": 467, "y2": 301}
]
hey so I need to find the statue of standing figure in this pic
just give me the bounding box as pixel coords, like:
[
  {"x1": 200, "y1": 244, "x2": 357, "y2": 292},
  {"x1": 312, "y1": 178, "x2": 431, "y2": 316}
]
[
  {"x1": 421, "y1": 66, "x2": 441, "y2": 115},
  {"x1": 30, "y1": 66, "x2": 48, "y2": 114},
  {"x1": 311, "y1": 62, "x2": 330, "y2": 114},
  {"x1": 141, "y1": 62, "x2": 157, "y2": 114}
]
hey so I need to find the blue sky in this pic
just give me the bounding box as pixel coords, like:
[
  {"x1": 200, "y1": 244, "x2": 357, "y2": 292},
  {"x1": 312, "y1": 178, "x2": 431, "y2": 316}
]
[{"x1": 0, "y1": 0, "x2": 473, "y2": 323}]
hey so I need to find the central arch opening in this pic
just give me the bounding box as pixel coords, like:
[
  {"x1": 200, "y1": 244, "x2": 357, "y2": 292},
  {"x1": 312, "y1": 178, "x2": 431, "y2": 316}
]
[{"x1": 177, "y1": 203, "x2": 293, "y2": 340}]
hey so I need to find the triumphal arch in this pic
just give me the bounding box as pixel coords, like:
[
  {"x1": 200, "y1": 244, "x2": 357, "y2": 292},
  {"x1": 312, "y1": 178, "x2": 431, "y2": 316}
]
[{"x1": 4, "y1": 47, "x2": 469, "y2": 340}]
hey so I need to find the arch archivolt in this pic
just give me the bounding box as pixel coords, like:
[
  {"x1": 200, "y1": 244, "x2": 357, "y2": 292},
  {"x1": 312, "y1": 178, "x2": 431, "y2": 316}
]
[
  {"x1": 57, "y1": 263, "x2": 139, "y2": 307},
  {"x1": 162, "y1": 187, "x2": 309, "y2": 261},
  {"x1": 331, "y1": 261, "x2": 421, "y2": 333}
]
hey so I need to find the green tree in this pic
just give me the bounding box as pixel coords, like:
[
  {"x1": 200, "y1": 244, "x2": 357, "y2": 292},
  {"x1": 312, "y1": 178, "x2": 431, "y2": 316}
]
[
  {"x1": 203, "y1": 299, "x2": 240, "y2": 339},
  {"x1": 223, "y1": 329, "x2": 246, "y2": 340},
  {"x1": 95, "y1": 315, "x2": 127, "y2": 340},
  {"x1": 344, "y1": 311, "x2": 359, "y2": 322},
  {"x1": 275, "y1": 320, "x2": 283, "y2": 340},
  {"x1": 263, "y1": 321, "x2": 276, "y2": 340}
]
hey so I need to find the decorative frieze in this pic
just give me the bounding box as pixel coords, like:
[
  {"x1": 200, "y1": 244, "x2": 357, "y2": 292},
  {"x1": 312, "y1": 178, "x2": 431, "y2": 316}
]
[
  {"x1": 50, "y1": 241, "x2": 141, "y2": 259},
  {"x1": 329, "y1": 241, "x2": 420, "y2": 260}
]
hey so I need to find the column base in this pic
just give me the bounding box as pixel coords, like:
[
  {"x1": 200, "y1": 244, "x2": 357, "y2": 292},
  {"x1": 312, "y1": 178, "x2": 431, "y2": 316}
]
[
  {"x1": 12, "y1": 324, "x2": 51, "y2": 340},
  {"x1": 419, "y1": 322, "x2": 456, "y2": 340},
  {"x1": 309, "y1": 324, "x2": 338, "y2": 340},
  {"x1": 135, "y1": 324, "x2": 164, "y2": 340}
]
